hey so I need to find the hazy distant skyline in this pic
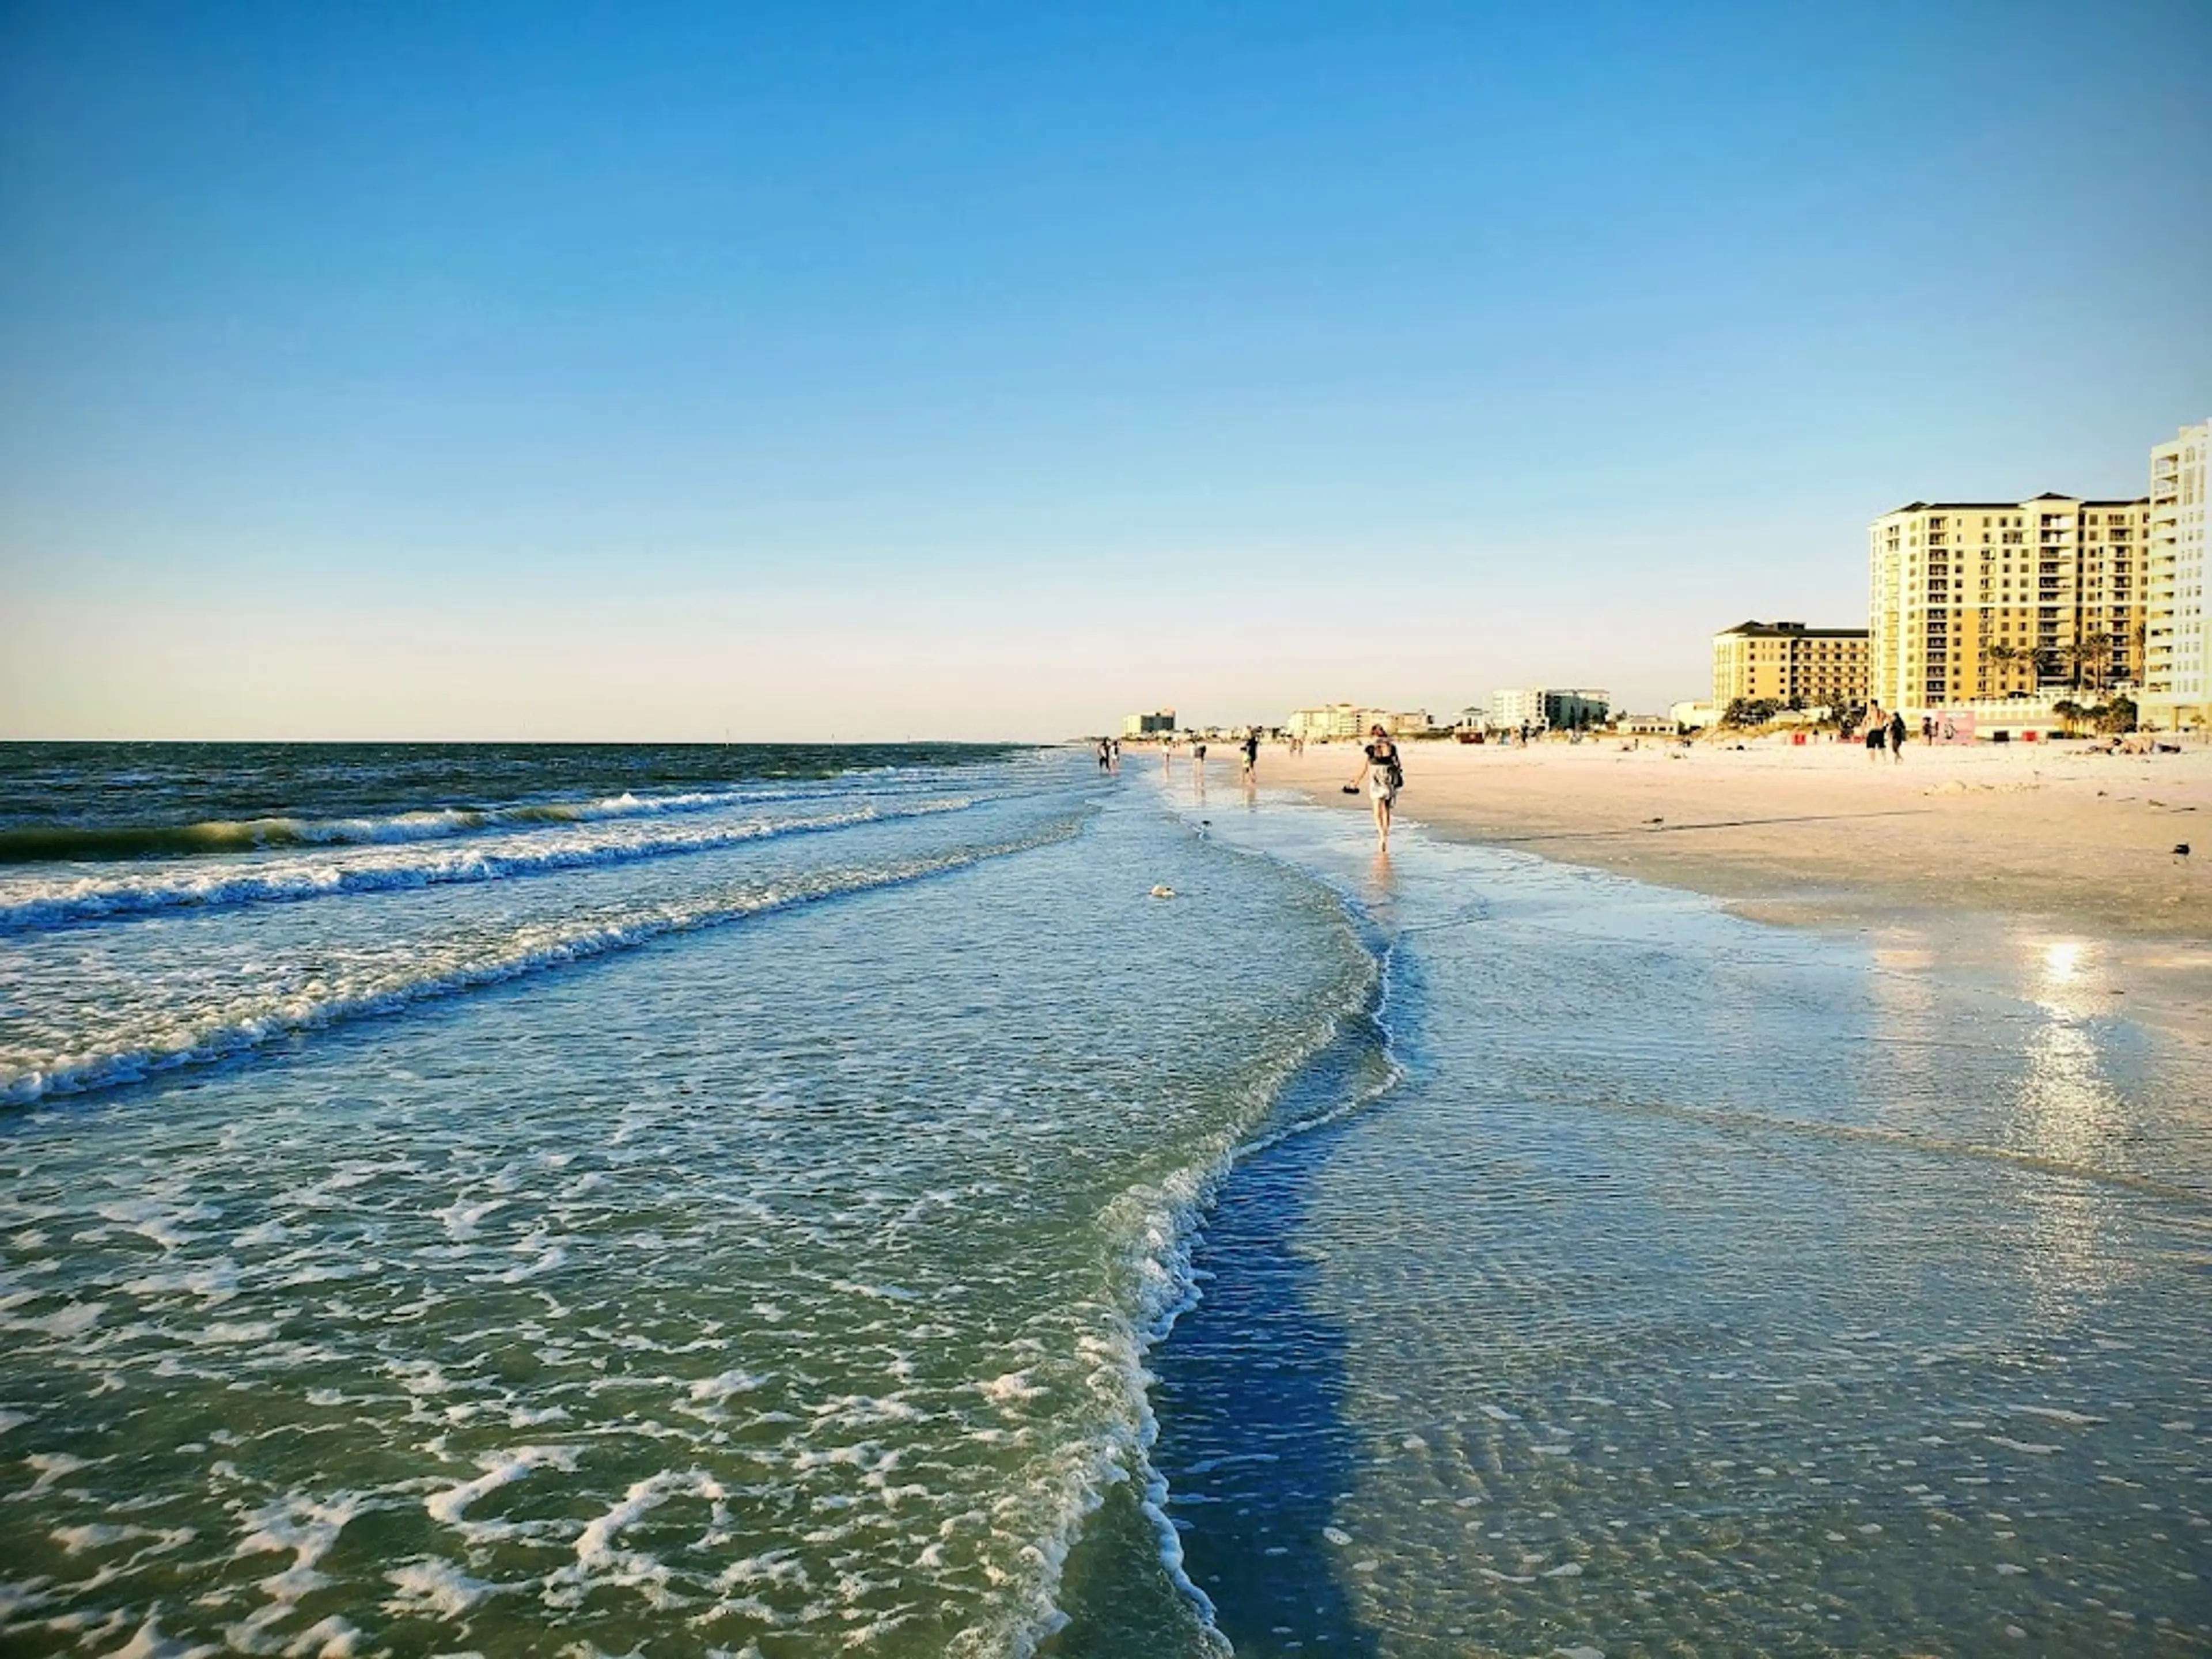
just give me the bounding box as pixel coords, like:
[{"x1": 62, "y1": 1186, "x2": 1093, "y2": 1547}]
[{"x1": 5, "y1": 2, "x2": 2209, "y2": 739}]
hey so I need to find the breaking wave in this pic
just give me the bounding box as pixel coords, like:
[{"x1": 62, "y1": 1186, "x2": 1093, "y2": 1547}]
[
  {"x1": 2, "y1": 813, "x2": 1085, "y2": 1107},
  {"x1": 0, "y1": 798, "x2": 976, "y2": 932},
  {"x1": 0, "y1": 786, "x2": 812, "y2": 865}
]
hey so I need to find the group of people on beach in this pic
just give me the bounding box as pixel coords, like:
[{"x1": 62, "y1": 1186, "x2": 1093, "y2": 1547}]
[
  {"x1": 1101, "y1": 725, "x2": 1397, "y2": 849},
  {"x1": 1102, "y1": 723, "x2": 1406, "y2": 850},
  {"x1": 1140, "y1": 729, "x2": 1267, "y2": 785},
  {"x1": 1861, "y1": 703, "x2": 1908, "y2": 763}
]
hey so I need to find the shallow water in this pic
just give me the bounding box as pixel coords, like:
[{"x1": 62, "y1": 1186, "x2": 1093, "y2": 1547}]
[
  {"x1": 1152, "y1": 781, "x2": 2212, "y2": 1657},
  {"x1": 3, "y1": 745, "x2": 2206, "y2": 1656}
]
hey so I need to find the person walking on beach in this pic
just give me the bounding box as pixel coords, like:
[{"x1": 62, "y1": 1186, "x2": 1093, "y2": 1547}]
[
  {"x1": 1348, "y1": 724, "x2": 1403, "y2": 850},
  {"x1": 1863, "y1": 703, "x2": 1887, "y2": 762},
  {"x1": 1888, "y1": 710, "x2": 1907, "y2": 762},
  {"x1": 1241, "y1": 729, "x2": 1260, "y2": 782}
]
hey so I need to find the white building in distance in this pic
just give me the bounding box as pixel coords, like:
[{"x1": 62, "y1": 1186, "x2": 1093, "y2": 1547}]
[
  {"x1": 2145, "y1": 416, "x2": 2210, "y2": 730},
  {"x1": 1490, "y1": 687, "x2": 1610, "y2": 731},
  {"x1": 1288, "y1": 704, "x2": 1376, "y2": 741},
  {"x1": 1290, "y1": 705, "x2": 1434, "y2": 740}
]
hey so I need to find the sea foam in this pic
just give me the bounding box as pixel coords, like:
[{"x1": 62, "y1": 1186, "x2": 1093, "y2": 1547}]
[{"x1": 0, "y1": 797, "x2": 976, "y2": 933}]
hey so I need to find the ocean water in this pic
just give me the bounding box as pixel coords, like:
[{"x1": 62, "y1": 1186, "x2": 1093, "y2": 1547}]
[{"x1": 2, "y1": 744, "x2": 2206, "y2": 1657}]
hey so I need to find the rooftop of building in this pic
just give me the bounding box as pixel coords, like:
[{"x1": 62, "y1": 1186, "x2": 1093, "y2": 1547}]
[
  {"x1": 1883, "y1": 494, "x2": 2148, "y2": 514},
  {"x1": 1716, "y1": 620, "x2": 1870, "y2": 638}
]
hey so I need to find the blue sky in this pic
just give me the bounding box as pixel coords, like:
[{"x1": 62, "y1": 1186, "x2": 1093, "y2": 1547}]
[{"x1": 4, "y1": 1, "x2": 2208, "y2": 738}]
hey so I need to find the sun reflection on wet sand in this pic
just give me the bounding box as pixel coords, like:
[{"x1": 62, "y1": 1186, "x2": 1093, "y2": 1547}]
[{"x1": 2008, "y1": 937, "x2": 2135, "y2": 1312}]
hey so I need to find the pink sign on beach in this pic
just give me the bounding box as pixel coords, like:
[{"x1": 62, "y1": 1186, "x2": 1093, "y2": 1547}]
[{"x1": 1932, "y1": 710, "x2": 1976, "y2": 745}]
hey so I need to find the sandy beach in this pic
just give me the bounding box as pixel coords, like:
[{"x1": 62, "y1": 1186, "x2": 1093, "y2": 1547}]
[
  {"x1": 1237, "y1": 734, "x2": 2212, "y2": 1034},
  {"x1": 1255, "y1": 735, "x2": 2210, "y2": 931}
]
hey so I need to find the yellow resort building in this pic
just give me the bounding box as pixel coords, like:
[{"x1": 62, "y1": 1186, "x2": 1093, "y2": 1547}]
[
  {"x1": 1867, "y1": 494, "x2": 2146, "y2": 716},
  {"x1": 1710, "y1": 621, "x2": 1868, "y2": 713}
]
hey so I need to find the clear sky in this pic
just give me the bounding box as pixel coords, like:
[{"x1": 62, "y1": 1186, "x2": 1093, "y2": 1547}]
[{"x1": 4, "y1": 1, "x2": 2209, "y2": 740}]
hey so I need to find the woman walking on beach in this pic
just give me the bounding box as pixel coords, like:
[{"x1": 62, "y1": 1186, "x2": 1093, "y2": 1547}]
[{"x1": 1349, "y1": 724, "x2": 1403, "y2": 850}]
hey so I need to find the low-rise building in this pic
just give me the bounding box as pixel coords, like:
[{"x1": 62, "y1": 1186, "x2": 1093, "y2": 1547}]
[
  {"x1": 1122, "y1": 710, "x2": 1177, "y2": 737},
  {"x1": 1288, "y1": 704, "x2": 1378, "y2": 741},
  {"x1": 1490, "y1": 687, "x2": 1609, "y2": 731},
  {"x1": 1711, "y1": 620, "x2": 1868, "y2": 713}
]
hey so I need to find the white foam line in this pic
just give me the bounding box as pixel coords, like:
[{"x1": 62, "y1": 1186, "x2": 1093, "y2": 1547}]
[
  {"x1": 0, "y1": 798, "x2": 979, "y2": 932},
  {"x1": 1001, "y1": 858, "x2": 1389, "y2": 1656},
  {"x1": 1011, "y1": 787, "x2": 1404, "y2": 1659},
  {"x1": 1, "y1": 816, "x2": 1084, "y2": 1107},
  {"x1": 426, "y1": 1446, "x2": 580, "y2": 1527}
]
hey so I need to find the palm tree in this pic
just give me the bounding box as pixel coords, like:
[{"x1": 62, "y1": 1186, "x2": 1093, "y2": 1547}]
[
  {"x1": 1986, "y1": 640, "x2": 2020, "y2": 696},
  {"x1": 2060, "y1": 636, "x2": 2092, "y2": 693},
  {"x1": 2052, "y1": 698, "x2": 2084, "y2": 737},
  {"x1": 2071, "y1": 630, "x2": 2115, "y2": 696}
]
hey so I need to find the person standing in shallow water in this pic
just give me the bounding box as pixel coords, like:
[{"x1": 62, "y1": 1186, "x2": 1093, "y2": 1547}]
[
  {"x1": 1349, "y1": 724, "x2": 1403, "y2": 850},
  {"x1": 1242, "y1": 728, "x2": 1260, "y2": 782}
]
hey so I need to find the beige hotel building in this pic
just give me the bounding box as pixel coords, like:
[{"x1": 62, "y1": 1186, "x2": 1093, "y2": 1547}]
[
  {"x1": 1867, "y1": 493, "x2": 2145, "y2": 715},
  {"x1": 1711, "y1": 621, "x2": 1868, "y2": 713}
]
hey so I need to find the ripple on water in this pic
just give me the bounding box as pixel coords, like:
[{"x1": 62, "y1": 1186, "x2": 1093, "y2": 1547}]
[
  {"x1": 0, "y1": 781, "x2": 1370, "y2": 1656},
  {"x1": 1150, "y1": 800, "x2": 2212, "y2": 1659}
]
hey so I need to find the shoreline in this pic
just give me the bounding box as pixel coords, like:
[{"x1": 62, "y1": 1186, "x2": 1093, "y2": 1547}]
[{"x1": 1177, "y1": 737, "x2": 2212, "y2": 1039}]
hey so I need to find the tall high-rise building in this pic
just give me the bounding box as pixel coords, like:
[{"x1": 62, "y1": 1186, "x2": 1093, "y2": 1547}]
[
  {"x1": 1867, "y1": 494, "x2": 2145, "y2": 715},
  {"x1": 1710, "y1": 620, "x2": 1868, "y2": 713},
  {"x1": 2143, "y1": 418, "x2": 2210, "y2": 730}
]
